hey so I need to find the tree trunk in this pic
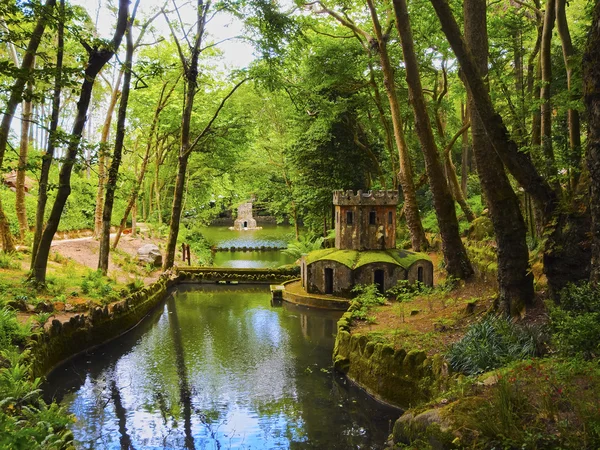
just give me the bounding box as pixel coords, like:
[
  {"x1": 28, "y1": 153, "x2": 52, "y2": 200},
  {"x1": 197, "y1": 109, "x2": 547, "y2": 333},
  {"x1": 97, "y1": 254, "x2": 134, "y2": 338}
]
[
  {"x1": 31, "y1": 0, "x2": 64, "y2": 268},
  {"x1": 540, "y1": 0, "x2": 558, "y2": 185},
  {"x1": 367, "y1": 60, "x2": 398, "y2": 188},
  {"x1": 460, "y1": 101, "x2": 470, "y2": 196},
  {"x1": 0, "y1": 0, "x2": 56, "y2": 170},
  {"x1": 98, "y1": 7, "x2": 136, "y2": 274},
  {"x1": 365, "y1": 0, "x2": 427, "y2": 251},
  {"x1": 31, "y1": 0, "x2": 129, "y2": 284},
  {"x1": 391, "y1": 0, "x2": 473, "y2": 278},
  {"x1": 462, "y1": 0, "x2": 534, "y2": 314},
  {"x1": 94, "y1": 71, "x2": 123, "y2": 238},
  {"x1": 584, "y1": 1, "x2": 600, "y2": 285},
  {"x1": 443, "y1": 127, "x2": 476, "y2": 223},
  {"x1": 16, "y1": 81, "x2": 33, "y2": 240},
  {"x1": 164, "y1": 1, "x2": 205, "y2": 269},
  {"x1": 556, "y1": 0, "x2": 582, "y2": 191},
  {"x1": 113, "y1": 81, "x2": 177, "y2": 249}
]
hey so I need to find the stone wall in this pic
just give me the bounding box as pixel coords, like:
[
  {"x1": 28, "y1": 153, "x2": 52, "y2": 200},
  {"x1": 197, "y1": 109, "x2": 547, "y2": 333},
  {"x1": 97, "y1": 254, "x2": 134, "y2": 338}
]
[
  {"x1": 333, "y1": 311, "x2": 448, "y2": 408},
  {"x1": 353, "y1": 263, "x2": 407, "y2": 292},
  {"x1": 306, "y1": 260, "x2": 353, "y2": 296},
  {"x1": 335, "y1": 205, "x2": 397, "y2": 250},
  {"x1": 406, "y1": 259, "x2": 434, "y2": 285},
  {"x1": 29, "y1": 274, "x2": 174, "y2": 377}
]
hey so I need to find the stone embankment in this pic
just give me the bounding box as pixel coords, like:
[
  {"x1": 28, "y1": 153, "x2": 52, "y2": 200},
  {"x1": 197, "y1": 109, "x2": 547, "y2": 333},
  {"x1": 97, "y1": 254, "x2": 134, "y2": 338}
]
[
  {"x1": 333, "y1": 309, "x2": 449, "y2": 408},
  {"x1": 29, "y1": 266, "x2": 300, "y2": 377}
]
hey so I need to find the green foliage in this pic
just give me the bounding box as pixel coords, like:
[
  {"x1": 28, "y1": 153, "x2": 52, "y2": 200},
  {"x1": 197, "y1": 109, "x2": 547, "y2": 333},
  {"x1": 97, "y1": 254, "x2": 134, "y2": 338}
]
[
  {"x1": 0, "y1": 351, "x2": 74, "y2": 449},
  {"x1": 0, "y1": 308, "x2": 29, "y2": 352},
  {"x1": 550, "y1": 282, "x2": 600, "y2": 358},
  {"x1": 349, "y1": 284, "x2": 386, "y2": 320},
  {"x1": 181, "y1": 226, "x2": 213, "y2": 266},
  {"x1": 451, "y1": 359, "x2": 600, "y2": 449},
  {"x1": 0, "y1": 252, "x2": 19, "y2": 270},
  {"x1": 282, "y1": 235, "x2": 324, "y2": 260},
  {"x1": 447, "y1": 315, "x2": 546, "y2": 375}
]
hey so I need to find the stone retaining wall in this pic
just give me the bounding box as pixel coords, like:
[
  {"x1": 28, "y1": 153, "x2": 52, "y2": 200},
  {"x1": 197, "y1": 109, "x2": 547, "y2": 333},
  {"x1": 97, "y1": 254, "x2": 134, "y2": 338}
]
[
  {"x1": 333, "y1": 311, "x2": 449, "y2": 408},
  {"x1": 29, "y1": 273, "x2": 174, "y2": 377}
]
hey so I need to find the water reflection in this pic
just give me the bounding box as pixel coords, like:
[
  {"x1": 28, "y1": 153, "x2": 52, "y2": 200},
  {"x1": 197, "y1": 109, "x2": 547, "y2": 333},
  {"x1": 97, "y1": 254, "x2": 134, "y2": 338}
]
[
  {"x1": 45, "y1": 285, "x2": 398, "y2": 449},
  {"x1": 202, "y1": 224, "x2": 294, "y2": 249},
  {"x1": 213, "y1": 250, "x2": 295, "y2": 269}
]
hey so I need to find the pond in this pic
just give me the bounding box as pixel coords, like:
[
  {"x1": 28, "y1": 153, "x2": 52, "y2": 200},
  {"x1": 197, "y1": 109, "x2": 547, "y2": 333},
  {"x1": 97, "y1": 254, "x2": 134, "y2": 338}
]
[
  {"x1": 203, "y1": 224, "x2": 297, "y2": 269},
  {"x1": 44, "y1": 285, "x2": 399, "y2": 449}
]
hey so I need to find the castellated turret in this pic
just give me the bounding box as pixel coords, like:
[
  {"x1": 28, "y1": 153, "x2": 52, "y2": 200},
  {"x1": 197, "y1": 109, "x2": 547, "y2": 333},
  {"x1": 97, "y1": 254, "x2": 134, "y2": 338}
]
[{"x1": 333, "y1": 190, "x2": 399, "y2": 251}]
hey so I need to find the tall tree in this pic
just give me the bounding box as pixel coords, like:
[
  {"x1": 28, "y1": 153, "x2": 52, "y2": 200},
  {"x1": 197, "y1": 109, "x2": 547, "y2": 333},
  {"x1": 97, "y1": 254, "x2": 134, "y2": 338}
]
[
  {"x1": 540, "y1": 0, "x2": 558, "y2": 186},
  {"x1": 31, "y1": 0, "x2": 64, "y2": 268},
  {"x1": 311, "y1": 1, "x2": 427, "y2": 251},
  {"x1": 390, "y1": 0, "x2": 473, "y2": 279},
  {"x1": 97, "y1": 0, "x2": 141, "y2": 274},
  {"x1": 31, "y1": 0, "x2": 129, "y2": 284},
  {"x1": 430, "y1": 0, "x2": 591, "y2": 300},
  {"x1": 0, "y1": 0, "x2": 56, "y2": 252},
  {"x1": 556, "y1": 0, "x2": 582, "y2": 190},
  {"x1": 162, "y1": 0, "x2": 209, "y2": 269},
  {"x1": 585, "y1": 0, "x2": 600, "y2": 285}
]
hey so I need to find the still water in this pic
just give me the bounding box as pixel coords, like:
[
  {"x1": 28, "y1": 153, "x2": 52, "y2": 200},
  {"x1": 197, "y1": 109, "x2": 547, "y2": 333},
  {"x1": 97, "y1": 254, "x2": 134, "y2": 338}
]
[
  {"x1": 45, "y1": 285, "x2": 399, "y2": 449},
  {"x1": 205, "y1": 225, "x2": 297, "y2": 269},
  {"x1": 202, "y1": 225, "x2": 294, "y2": 249}
]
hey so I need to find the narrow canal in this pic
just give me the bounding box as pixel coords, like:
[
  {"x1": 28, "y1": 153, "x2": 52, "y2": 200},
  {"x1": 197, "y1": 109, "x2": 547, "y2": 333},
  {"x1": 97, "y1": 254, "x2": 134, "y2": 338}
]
[
  {"x1": 203, "y1": 224, "x2": 297, "y2": 268},
  {"x1": 45, "y1": 285, "x2": 399, "y2": 449}
]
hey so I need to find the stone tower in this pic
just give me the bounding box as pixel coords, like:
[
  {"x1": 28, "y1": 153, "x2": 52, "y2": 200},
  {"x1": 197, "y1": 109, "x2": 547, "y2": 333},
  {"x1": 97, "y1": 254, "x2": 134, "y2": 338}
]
[{"x1": 333, "y1": 190, "x2": 398, "y2": 250}]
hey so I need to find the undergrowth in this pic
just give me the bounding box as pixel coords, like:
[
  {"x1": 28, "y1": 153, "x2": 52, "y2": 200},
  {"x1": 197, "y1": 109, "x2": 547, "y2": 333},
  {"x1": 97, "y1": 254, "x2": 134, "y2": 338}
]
[{"x1": 446, "y1": 315, "x2": 547, "y2": 375}]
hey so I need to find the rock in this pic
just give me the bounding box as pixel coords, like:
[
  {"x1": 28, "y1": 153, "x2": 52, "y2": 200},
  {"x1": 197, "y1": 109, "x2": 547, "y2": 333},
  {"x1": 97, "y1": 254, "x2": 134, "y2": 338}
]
[
  {"x1": 137, "y1": 244, "x2": 162, "y2": 267},
  {"x1": 65, "y1": 303, "x2": 75, "y2": 312},
  {"x1": 392, "y1": 408, "x2": 454, "y2": 449},
  {"x1": 7, "y1": 298, "x2": 28, "y2": 311},
  {"x1": 35, "y1": 301, "x2": 54, "y2": 313},
  {"x1": 467, "y1": 216, "x2": 494, "y2": 241},
  {"x1": 54, "y1": 302, "x2": 65, "y2": 312}
]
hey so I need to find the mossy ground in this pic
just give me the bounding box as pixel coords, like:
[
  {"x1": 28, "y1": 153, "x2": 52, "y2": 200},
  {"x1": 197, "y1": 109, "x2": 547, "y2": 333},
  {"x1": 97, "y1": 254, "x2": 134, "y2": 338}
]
[{"x1": 0, "y1": 247, "x2": 161, "y2": 329}]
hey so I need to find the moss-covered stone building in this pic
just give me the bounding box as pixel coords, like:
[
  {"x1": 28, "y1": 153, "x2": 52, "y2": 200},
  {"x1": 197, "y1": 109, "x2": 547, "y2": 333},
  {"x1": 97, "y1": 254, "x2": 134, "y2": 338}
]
[{"x1": 300, "y1": 190, "x2": 433, "y2": 296}]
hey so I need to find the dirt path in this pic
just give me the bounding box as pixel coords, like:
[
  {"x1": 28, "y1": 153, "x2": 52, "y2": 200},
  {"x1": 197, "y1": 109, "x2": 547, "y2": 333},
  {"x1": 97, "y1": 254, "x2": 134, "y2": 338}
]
[{"x1": 50, "y1": 228, "x2": 164, "y2": 284}]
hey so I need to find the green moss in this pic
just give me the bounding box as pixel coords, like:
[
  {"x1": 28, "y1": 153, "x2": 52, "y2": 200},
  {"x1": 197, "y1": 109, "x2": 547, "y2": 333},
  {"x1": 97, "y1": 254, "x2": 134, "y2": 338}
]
[
  {"x1": 355, "y1": 250, "x2": 400, "y2": 268},
  {"x1": 305, "y1": 248, "x2": 431, "y2": 270}
]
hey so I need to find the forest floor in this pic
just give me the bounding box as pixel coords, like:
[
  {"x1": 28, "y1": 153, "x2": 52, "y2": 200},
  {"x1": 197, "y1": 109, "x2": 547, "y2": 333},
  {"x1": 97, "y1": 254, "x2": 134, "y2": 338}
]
[
  {"x1": 351, "y1": 249, "x2": 548, "y2": 356},
  {"x1": 2, "y1": 226, "x2": 170, "y2": 327},
  {"x1": 48, "y1": 225, "x2": 164, "y2": 285}
]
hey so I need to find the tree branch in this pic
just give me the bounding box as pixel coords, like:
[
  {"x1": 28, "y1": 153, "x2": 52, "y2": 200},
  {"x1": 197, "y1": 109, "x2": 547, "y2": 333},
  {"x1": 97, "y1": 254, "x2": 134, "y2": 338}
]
[{"x1": 186, "y1": 78, "x2": 248, "y2": 156}]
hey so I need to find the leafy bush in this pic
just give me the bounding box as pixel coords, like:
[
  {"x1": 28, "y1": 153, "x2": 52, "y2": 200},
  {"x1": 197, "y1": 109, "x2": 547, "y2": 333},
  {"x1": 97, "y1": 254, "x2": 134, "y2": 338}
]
[
  {"x1": 349, "y1": 284, "x2": 386, "y2": 320},
  {"x1": 282, "y1": 235, "x2": 324, "y2": 260},
  {"x1": 0, "y1": 308, "x2": 30, "y2": 352},
  {"x1": 550, "y1": 282, "x2": 600, "y2": 358},
  {"x1": 0, "y1": 252, "x2": 19, "y2": 270},
  {"x1": 0, "y1": 350, "x2": 74, "y2": 448},
  {"x1": 447, "y1": 315, "x2": 546, "y2": 375}
]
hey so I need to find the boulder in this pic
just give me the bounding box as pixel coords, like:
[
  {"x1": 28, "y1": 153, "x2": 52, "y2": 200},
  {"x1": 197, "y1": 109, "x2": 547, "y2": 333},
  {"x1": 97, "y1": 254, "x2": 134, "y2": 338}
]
[{"x1": 137, "y1": 244, "x2": 162, "y2": 267}]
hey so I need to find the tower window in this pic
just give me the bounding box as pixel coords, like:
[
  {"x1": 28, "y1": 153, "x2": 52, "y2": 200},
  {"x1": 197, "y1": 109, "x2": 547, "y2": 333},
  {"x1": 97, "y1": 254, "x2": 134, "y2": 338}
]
[
  {"x1": 388, "y1": 211, "x2": 393, "y2": 224},
  {"x1": 369, "y1": 211, "x2": 377, "y2": 225},
  {"x1": 346, "y1": 211, "x2": 353, "y2": 225}
]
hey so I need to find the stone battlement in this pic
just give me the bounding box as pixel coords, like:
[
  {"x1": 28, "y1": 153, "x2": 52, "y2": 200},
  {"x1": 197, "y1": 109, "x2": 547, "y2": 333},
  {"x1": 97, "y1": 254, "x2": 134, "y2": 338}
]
[{"x1": 333, "y1": 190, "x2": 399, "y2": 206}]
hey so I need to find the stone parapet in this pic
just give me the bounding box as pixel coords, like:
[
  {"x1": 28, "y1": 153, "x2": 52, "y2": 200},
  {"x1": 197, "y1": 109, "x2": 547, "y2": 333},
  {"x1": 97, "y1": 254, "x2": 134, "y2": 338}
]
[{"x1": 333, "y1": 189, "x2": 399, "y2": 206}]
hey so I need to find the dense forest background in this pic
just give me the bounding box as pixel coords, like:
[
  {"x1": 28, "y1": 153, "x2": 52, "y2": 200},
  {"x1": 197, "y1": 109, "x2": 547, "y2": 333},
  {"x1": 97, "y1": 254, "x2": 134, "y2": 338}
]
[{"x1": 0, "y1": 0, "x2": 599, "y2": 309}]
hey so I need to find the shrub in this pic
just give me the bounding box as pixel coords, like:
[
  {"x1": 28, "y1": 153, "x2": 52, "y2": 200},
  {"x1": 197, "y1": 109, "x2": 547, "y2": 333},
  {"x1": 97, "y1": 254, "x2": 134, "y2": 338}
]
[
  {"x1": 0, "y1": 309, "x2": 30, "y2": 353},
  {"x1": 550, "y1": 282, "x2": 600, "y2": 358},
  {"x1": 349, "y1": 284, "x2": 386, "y2": 320},
  {"x1": 446, "y1": 315, "x2": 546, "y2": 375},
  {"x1": 282, "y1": 235, "x2": 324, "y2": 260},
  {"x1": 0, "y1": 252, "x2": 19, "y2": 270}
]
